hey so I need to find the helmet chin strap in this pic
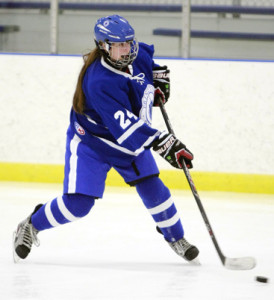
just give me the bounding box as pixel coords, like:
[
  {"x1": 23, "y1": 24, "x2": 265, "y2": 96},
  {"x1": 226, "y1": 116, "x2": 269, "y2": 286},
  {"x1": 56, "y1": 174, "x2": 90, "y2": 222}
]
[
  {"x1": 95, "y1": 40, "x2": 117, "y2": 68},
  {"x1": 105, "y1": 42, "x2": 110, "y2": 52}
]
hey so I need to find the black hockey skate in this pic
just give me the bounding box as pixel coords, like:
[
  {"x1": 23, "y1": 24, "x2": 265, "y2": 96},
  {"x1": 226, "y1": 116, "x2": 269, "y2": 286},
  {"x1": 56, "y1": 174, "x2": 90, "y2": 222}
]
[{"x1": 13, "y1": 204, "x2": 43, "y2": 262}]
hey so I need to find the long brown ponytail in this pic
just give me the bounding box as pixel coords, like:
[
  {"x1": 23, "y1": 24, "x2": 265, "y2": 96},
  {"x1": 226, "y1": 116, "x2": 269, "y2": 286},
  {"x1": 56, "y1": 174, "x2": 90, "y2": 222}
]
[{"x1": 73, "y1": 47, "x2": 102, "y2": 114}]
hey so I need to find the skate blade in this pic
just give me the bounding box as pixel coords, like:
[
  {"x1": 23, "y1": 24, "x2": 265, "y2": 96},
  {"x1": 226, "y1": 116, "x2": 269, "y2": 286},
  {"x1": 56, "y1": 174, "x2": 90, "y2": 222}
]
[
  {"x1": 12, "y1": 231, "x2": 20, "y2": 263},
  {"x1": 189, "y1": 257, "x2": 201, "y2": 266}
]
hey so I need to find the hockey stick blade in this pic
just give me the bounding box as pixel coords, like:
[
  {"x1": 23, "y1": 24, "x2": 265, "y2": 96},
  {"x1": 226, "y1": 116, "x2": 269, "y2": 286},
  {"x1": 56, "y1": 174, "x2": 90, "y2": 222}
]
[{"x1": 224, "y1": 256, "x2": 256, "y2": 270}]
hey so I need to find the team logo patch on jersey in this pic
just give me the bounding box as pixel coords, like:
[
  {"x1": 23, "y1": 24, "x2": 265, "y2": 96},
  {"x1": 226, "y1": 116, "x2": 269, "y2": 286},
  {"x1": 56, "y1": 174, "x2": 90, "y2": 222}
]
[
  {"x1": 139, "y1": 84, "x2": 154, "y2": 126},
  {"x1": 74, "y1": 122, "x2": 85, "y2": 135}
]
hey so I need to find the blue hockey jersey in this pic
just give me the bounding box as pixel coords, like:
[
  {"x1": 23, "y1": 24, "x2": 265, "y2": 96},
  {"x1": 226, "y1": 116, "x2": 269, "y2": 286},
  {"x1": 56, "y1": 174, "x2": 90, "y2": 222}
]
[{"x1": 69, "y1": 42, "x2": 161, "y2": 167}]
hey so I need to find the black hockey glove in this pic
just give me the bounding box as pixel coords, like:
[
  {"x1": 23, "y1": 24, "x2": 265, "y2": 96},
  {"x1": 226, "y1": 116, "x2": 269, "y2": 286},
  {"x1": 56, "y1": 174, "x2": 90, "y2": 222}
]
[
  {"x1": 153, "y1": 65, "x2": 170, "y2": 106},
  {"x1": 152, "y1": 133, "x2": 193, "y2": 169}
]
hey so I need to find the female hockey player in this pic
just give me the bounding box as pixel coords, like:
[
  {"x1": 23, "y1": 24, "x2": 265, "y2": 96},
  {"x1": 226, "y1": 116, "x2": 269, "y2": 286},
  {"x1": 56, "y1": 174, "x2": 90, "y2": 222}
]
[{"x1": 13, "y1": 15, "x2": 199, "y2": 263}]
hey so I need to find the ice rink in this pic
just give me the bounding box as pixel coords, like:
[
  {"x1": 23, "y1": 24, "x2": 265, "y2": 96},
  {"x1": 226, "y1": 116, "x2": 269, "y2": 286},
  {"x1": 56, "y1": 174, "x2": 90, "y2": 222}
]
[{"x1": 0, "y1": 181, "x2": 273, "y2": 300}]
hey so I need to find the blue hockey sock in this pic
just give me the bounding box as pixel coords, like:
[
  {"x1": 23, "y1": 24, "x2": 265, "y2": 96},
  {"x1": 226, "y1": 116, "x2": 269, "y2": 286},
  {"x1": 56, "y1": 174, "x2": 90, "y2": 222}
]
[
  {"x1": 136, "y1": 176, "x2": 184, "y2": 242},
  {"x1": 31, "y1": 193, "x2": 95, "y2": 231}
]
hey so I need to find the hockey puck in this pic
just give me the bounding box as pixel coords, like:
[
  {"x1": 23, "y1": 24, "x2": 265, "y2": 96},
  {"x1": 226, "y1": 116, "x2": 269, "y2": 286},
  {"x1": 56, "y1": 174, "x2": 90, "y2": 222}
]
[{"x1": 255, "y1": 276, "x2": 268, "y2": 283}]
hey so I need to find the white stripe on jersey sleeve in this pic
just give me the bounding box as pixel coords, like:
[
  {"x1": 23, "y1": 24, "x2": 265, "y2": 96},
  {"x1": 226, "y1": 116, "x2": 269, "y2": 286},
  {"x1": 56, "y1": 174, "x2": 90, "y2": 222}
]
[
  {"x1": 117, "y1": 119, "x2": 144, "y2": 144},
  {"x1": 97, "y1": 136, "x2": 138, "y2": 156},
  {"x1": 135, "y1": 131, "x2": 161, "y2": 155},
  {"x1": 85, "y1": 114, "x2": 98, "y2": 125},
  {"x1": 97, "y1": 131, "x2": 160, "y2": 156}
]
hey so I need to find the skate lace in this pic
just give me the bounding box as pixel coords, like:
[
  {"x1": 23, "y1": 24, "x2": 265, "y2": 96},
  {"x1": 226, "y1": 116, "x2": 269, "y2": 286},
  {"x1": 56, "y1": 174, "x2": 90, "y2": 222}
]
[
  {"x1": 20, "y1": 221, "x2": 40, "y2": 248},
  {"x1": 173, "y1": 238, "x2": 191, "y2": 255},
  {"x1": 181, "y1": 238, "x2": 191, "y2": 249},
  {"x1": 30, "y1": 224, "x2": 40, "y2": 247}
]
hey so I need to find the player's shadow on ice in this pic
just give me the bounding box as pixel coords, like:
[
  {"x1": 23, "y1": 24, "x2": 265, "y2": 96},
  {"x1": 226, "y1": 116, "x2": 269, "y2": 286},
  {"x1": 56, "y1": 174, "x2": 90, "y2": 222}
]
[{"x1": 32, "y1": 260, "x2": 200, "y2": 274}]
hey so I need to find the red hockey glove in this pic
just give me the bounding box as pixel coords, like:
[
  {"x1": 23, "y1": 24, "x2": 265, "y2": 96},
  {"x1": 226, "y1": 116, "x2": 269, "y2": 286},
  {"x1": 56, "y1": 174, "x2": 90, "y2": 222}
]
[
  {"x1": 152, "y1": 133, "x2": 193, "y2": 169},
  {"x1": 153, "y1": 65, "x2": 170, "y2": 106}
]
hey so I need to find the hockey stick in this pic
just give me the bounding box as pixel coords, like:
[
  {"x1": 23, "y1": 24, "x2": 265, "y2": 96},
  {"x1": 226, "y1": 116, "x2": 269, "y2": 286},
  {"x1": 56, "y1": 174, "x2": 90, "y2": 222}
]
[{"x1": 158, "y1": 100, "x2": 256, "y2": 270}]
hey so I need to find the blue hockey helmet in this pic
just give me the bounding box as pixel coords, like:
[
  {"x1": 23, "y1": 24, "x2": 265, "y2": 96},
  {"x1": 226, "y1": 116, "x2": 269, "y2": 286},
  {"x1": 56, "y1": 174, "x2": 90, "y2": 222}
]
[
  {"x1": 94, "y1": 15, "x2": 139, "y2": 68},
  {"x1": 94, "y1": 15, "x2": 135, "y2": 43}
]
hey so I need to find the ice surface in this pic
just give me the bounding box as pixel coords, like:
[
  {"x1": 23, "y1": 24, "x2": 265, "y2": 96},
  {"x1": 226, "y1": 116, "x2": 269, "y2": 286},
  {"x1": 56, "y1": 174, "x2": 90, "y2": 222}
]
[{"x1": 0, "y1": 182, "x2": 273, "y2": 299}]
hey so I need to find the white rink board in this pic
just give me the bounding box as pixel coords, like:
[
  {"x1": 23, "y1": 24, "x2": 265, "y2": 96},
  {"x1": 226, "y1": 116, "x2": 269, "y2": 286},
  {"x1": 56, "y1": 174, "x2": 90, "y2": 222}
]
[{"x1": 0, "y1": 54, "x2": 274, "y2": 174}]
